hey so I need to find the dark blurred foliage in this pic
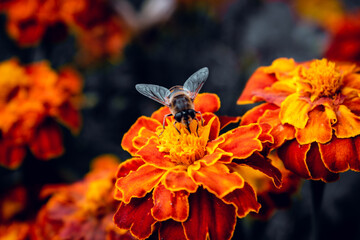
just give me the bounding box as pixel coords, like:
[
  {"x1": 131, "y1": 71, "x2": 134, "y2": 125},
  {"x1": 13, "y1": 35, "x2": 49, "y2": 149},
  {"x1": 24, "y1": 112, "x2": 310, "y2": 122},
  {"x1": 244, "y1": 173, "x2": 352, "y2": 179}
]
[{"x1": 1, "y1": 0, "x2": 360, "y2": 239}]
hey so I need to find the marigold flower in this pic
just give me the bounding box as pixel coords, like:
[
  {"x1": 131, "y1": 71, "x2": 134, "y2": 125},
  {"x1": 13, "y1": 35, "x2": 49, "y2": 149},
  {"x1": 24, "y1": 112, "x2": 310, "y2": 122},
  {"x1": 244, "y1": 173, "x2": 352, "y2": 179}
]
[
  {"x1": 114, "y1": 93, "x2": 282, "y2": 240},
  {"x1": 32, "y1": 155, "x2": 135, "y2": 240},
  {"x1": 0, "y1": 58, "x2": 82, "y2": 169},
  {"x1": 324, "y1": 10, "x2": 360, "y2": 64},
  {"x1": 0, "y1": 0, "x2": 131, "y2": 63},
  {"x1": 238, "y1": 57, "x2": 360, "y2": 182}
]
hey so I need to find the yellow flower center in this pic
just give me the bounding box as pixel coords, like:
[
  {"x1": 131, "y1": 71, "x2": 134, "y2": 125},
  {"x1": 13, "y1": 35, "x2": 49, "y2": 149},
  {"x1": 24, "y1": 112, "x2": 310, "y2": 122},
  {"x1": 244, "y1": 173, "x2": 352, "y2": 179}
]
[
  {"x1": 298, "y1": 59, "x2": 342, "y2": 101},
  {"x1": 157, "y1": 118, "x2": 212, "y2": 166}
]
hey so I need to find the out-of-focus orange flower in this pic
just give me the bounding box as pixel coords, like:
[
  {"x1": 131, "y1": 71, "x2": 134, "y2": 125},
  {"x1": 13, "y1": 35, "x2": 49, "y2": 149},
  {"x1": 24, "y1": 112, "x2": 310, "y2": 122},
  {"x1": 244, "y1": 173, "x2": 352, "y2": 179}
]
[
  {"x1": 238, "y1": 152, "x2": 301, "y2": 219},
  {"x1": 32, "y1": 155, "x2": 136, "y2": 240},
  {"x1": 0, "y1": 58, "x2": 82, "y2": 169},
  {"x1": 0, "y1": 222, "x2": 31, "y2": 240},
  {"x1": 292, "y1": 0, "x2": 345, "y2": 32},
  {"x1": 0, "y1": 0, "x2": 131, "y2": 63},
  {"x1": 0, "y1": 186, "x2": 32, "y2": 240},
  {"x1": 113, "y1": 93, "x2": 282, "y2": 240},
  {"x1": 238, "y1": 57, "x2": 360, "y2": 182},
  {"x1": 324, "y1": 10, "x2": 360, "y2": 64}
]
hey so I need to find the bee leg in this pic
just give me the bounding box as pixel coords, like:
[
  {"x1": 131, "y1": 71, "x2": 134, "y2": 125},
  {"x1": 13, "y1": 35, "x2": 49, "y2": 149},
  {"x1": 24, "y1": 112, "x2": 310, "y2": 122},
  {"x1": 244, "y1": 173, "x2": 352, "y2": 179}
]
[
  {"x1": 195, "y1": 117, "x2": 200, "y2": 136},
  {"x1": 159, "y1": 114, "x2": 173, "y2": 136},
  {"x1": 196, "y1": 111, "x2": 204, "y2": 126},
  {"x1": 173, "y1": 121, "x2": 181, "y2": 134}
]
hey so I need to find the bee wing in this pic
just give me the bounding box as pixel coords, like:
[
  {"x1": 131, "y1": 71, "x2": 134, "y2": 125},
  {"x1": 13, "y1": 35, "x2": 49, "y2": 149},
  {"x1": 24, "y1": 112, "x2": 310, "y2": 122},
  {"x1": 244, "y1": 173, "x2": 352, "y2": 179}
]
[
  {"x1": 135, "y1": 84, "x2": 171, "y2": 106},
  {"x1": 183, "y1": 67, "x2": 209, "y2": 100}
]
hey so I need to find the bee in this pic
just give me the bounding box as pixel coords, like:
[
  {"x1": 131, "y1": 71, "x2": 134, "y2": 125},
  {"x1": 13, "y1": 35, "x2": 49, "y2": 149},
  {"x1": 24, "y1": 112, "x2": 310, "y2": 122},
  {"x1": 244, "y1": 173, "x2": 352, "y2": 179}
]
[{"x1": 135, "y1": 67, "x2": 209, "y2": 135}]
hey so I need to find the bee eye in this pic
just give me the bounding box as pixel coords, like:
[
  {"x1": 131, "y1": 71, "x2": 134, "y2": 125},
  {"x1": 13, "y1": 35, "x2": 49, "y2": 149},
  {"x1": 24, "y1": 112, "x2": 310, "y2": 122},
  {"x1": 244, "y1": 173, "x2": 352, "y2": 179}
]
[
  {"x1": 174, "y1": 112, "x2": 182, "y2": 122},
  {"x1": 188, "y1": 109, "x2": 196, "y2": 118}
]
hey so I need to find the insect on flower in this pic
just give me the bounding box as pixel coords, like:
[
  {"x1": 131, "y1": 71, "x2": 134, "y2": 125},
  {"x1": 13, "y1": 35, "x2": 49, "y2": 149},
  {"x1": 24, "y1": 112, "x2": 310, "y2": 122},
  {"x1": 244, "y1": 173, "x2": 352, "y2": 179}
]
[{"x1": 135, "y1": 67, "x2": 209, "y2": 135}]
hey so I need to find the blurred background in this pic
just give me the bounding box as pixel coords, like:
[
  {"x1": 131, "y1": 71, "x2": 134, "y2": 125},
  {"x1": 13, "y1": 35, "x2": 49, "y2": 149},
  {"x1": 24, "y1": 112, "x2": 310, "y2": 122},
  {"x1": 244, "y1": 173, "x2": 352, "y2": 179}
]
[{"x1": 1, "y1": 0, "x2": 360, "y2": 239}]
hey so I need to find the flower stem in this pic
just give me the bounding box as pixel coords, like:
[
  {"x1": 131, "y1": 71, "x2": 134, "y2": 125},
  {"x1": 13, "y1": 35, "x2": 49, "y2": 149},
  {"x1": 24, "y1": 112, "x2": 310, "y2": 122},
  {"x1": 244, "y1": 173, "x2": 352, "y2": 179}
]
[{"x1": 310, "y1": 180, "x2": 325, "y2": 240}]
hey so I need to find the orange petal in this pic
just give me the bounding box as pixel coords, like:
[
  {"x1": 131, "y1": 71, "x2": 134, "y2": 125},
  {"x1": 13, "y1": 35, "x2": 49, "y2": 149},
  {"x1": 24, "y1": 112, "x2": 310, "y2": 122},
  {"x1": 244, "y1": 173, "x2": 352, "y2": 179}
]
[
  {"x1": 218, "y1": 116, "x2": 240, "y2": 130},
  {"x1": 115, "y1": 164, "x2": 166, "y2": 203},
  {"x1": 152, "y1": 184, "x2": 189, "y2": 222},
  {"x1": 306, "y1": 143, "x2": 339, "y2": 182},
  {"x1": 241, "y1": 103, "x2": 279, "y2": 125},
  {"x1": 164, "y1": 170, "x2": 198, "y2": 193},
  {"x1": 333, "y1": 105, "x2": 360, "y2": 138},
  {"x1": 189, "y1": 163, "x2": 244, "y2": 198},
  {"x1": 194, "y1": 93, "x2": 221, "y2": 113},
  {"x1": 0, "y1": 141, "x2": 26, "y2": 169},
  {"x1": 116, "y1": 158, "x2": 145, "y2": 178},
  {"x1": 151, "y1": 106, "x2": 171, "y2": 124},
  {"x1": 222, "y1": 182, "x2": 261, "y2": 218},
  {"x1": 183, "y1": 188, "x2": 236, "y2": 240},
  {"x1": 29, "y1": 119, "x2": 64, "y2": 160},
  {"x1": 234, "y1": 152, "x2": 282, "y2": 188},
  {"x1": 121, "y1": 116, "x2": 160, "y2": 155},
  {"x1": 159, "y1": 220, "x2": 187, "y2": 240},
  {"x1": 343, "y1": 97, "x2": 360, "y2": 116},
  {"x1": 319, "y1": 136, "x2": 360, "y2": 172},
  {"x1": 201, "y1": 113, "x2": 220, "y2": 141},
  {"x1": 237, "y1": 68, "x2": 278, "y2": 104},
  {"x1": 219, "y1": 124, "x2": 263, "y2": 159},
  {"x1": 278, "y1": 140, "x2": 311, "y2": 179},
  {"x1": 57, "y1": 102, "x2": 81, "y2": 134},
  {"x1": 113, "y1": 193, "x2": 157, "y2": 239},
  {"x1": 258, "y1": 108, "x2": 295, "y2": 148},
  {"x1": 200, "y1": 149, "x2": 233, "y2": 166},
  {"x1": 137, "y1": 137, "x2": 177, "y2": 168},
  {"x1": 279, "y1": 93, "x2": 311, "y2": 129},
  {"x1": 133, "y1": 127, "x2": 158, "y2": 150},
  {"x1": 295, "y1": 106, "x2": 334, "y2": 145}
]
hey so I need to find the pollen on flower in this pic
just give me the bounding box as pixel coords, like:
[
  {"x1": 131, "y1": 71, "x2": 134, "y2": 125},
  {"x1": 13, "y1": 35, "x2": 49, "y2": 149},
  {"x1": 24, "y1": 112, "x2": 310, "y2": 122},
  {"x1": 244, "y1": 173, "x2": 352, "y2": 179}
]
[
  {"x1": 157, "y1": 119, "x2": 210, "y2": 166},
  {"x1": 298, "y1": 59, "x2": 342, "y2": 101}
]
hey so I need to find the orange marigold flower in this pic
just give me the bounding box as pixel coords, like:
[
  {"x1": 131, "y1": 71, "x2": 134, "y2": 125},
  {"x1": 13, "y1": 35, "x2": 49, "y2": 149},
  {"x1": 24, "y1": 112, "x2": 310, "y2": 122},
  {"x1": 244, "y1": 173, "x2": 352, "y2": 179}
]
[
  {"x1": 238, "y1": 57, "x2": 360, "y2": 182},
  {"x1": 0, "y1": 0, "x2": 131, "y2": 63},
  {"x1": 0, "y1": 58, "x2": 82, "y2": 169},
  {"x1": 32, "y1": 155, "x2": 136, "y2": 240},
  {"x1": 324, "y1": 10, "x2": 360, "y2": 64},
  {"x1": 114, "y1": 93, "x2": 282, "y2": 240},
  {"x1": 0, "y1": 222, "x2": 31, "y2": 240}
]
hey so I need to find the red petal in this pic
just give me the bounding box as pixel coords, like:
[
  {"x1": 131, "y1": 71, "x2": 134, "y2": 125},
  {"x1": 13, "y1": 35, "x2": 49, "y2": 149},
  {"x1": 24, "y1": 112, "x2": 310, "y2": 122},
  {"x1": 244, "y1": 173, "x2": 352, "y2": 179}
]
[
  {"x1": 116, "y1": 158, "x2": 145, "y2": 178},
  {"x1": 278, "y1": 140, "x2": 311, "y2": 179},
  {"x1": 113, "y1": 193, "x2": 157, "y2": 239},
  {"x1": 159, "y1": 220, "x2": 187, "y2": 240},
  {"x1": 219, "y1": 124, "x2": 263, "y2": 159},
  {"x1": 57, "y1": 102, "x2": 81, "y2": 133},
  {"x1": 218, "y1": 116, "x2": 240, "y2": 130},
  {"x1": 164, "y1": 170, "x2": 198, "y2": 193},
  {"x1": 152, "y1": 184, "x2": 189, "y2": 222},
  {"x1": 194, "y1": 93, "x2": 221, "y2": 113},
  {"x1": 234, "y1": 152, "x2": 282, "y2": 188},
  {"x1": 29, "y1": 119, "x2": 64, "y2": 160},
  {"x1": 319, "y1": 136, "x2": 360, "y2": 172},
  {"x1": 189, "y1": 162, "x2": 244, "y2": 198},
  {"x1": 115, "y1": 164, "x2": 166, "y2": 203},
  {"x1": 306, "y1": 143, "x2": 339, "y2": 182},
  {"x1": 237, "y1": 68, "x2": 278, "y2": 104},
  {"x1": 222, "y1": 182, "x2": 261, "y2": 217},
  {"x1": 183, "y1": 188, "x2": 236, "y2": 240},
  {"x1": 121, "y1": 116, "x2": 160, "y2": 155},
  {"x1": 136, "y1": 137, "x2": 177, "y2": 168},
  {"x1": 0, "y1": 141, "x2": 26, "y2": 169}
]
